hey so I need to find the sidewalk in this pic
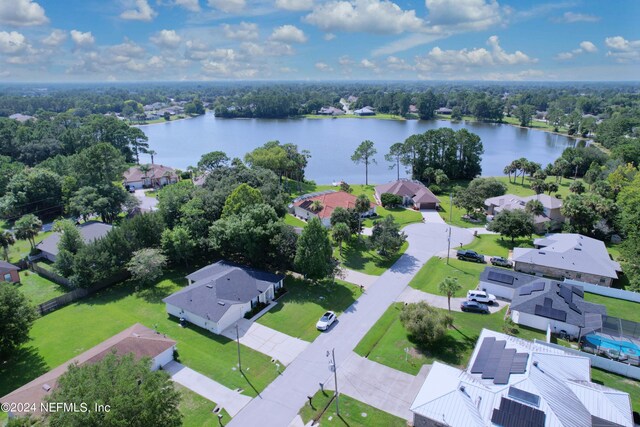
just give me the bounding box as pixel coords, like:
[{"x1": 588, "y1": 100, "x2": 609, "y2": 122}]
[
  {"x1": 221, "y1": 319, "x2": 309, "y2": 365},
  {"x1": 164, "y1": 361, "x2": 252, "y2": 417},
  {"x1": 341, "y1": 268, "x2": 378, "y2": 289}
]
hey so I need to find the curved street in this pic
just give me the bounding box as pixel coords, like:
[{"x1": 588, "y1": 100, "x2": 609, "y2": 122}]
[{"x1": 228, "y1": 221, "x2": 474, "y2": 427}]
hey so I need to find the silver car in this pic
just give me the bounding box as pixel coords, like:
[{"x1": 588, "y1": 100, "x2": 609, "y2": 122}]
[{"x1": 316, "y1": 311, "x2": 337, "y2": 331}]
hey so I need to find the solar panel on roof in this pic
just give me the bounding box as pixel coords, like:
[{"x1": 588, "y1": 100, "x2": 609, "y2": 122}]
[
  {"x1": 518, "y1": 286, "x2": 533, "y2": 296},
  {"x1": 471, "y1": 337, "x2": 496, "y2": 374},
  {"x1": 534, "y1": 298, "x2": 567, "y2": 322},
  {"x1": 494, "y1": 349, "x2": 516, "y2": 384},
  {"x1": 572, "y1": 286, "x2": 584, "y2": 298},
  {"x1": 491, "y1": 398, "x2": 546, "y2": 427},
  {"x1": 510, "y1": 354, "x2": 529, "y2": 374},
  {"x1": 531, "y1": 282, "x2": 545, "y2": 292},
  {"x1": 481, "y1": 341, "x2": 506, "y2": 379},
  {"x1": 488, "y1": 271, "x2": 514, "y2": 285},
  {"x1": 508, "y1": 387, "x2": 541, "y2": 407}
]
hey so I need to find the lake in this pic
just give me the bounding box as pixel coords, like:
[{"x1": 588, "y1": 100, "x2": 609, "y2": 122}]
[{"x1": 140, "y1": 114, "x2": 579, "y2": 185}]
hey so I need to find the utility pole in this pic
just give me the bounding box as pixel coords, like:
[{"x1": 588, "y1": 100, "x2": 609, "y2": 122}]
[
  {"x1": 447, "y1": 193, "x2": 453, "y2": 265},
  {"x1": 327, "y1": 349, "x2": 339, "y2": 416},
  {"x1": 235, "y1": 323, "x2": 242, "y2": 372}
]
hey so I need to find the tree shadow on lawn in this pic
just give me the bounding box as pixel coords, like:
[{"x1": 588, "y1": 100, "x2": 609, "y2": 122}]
[
  {"x1": 494, "y1": 237, "x2": 533, "y2": 251},
  {"x1": 409, "y1": 330, "x2": 478, "y2": 367},
  {"x1": 281, "y1": 277, "x2": 357, "y2": 310},
  {"x1": 0, "y1": 346, "x2": 49, "y2": 396}
]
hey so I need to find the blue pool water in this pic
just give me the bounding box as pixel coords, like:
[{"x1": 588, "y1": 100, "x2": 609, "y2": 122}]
[{"x1": 584, "y1": 334, "x2": 640, "y2": 356}]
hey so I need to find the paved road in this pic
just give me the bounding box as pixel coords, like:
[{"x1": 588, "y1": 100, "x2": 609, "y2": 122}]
[
  {"x1": 165, "y1": 361, "x2": 252, "y2": 417},
  {"x1": 341, "y1": 268, "x2": 378, "y2": 289},
  {"x1": 228, "y1": 222, "x2": 473, "y2": 427},
  {"x1": 134, "y1": 189, "x2": 158, "y2": 212},
  {"x1": 396, "y1": 287, "x2": 506, "y2": 314}
]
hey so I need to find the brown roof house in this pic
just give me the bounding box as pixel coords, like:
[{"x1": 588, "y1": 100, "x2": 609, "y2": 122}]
[
  {"x1": 291, "y1": 190, "x2": 375, "y2": 227},
  {"x1": 0, "y1": 260, "x2": 20, "y2": 283},
  {"x1": 0, "y1": 324, "x2": 176, "y2": 418},
  {"x1": 375, "y1": 179, "x2": 440, "y2": 210},
  {"x1": 123, "y1": 164, "x2": 178, "y2": 190}
]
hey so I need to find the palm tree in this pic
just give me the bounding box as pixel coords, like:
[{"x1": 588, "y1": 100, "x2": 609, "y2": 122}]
[
  {"x1": 438, "y1": 277, "x2": 462, "y2": 312},
  {"x1": 0, "y1": 231, "x2": 15, "y2": 261},
  {"x1": 14, "y1": 214, "x2": 42, "y2": 250},
  {"x1": 525, "y1": 199, "x2": 544, "y2": 216},
  {"x1": 139, "y1": 164, "x2": 152, "y2": 187},
  {"x1": 332, "y1": 222, "x2": 351, "y2": 257},
  {"x1": 148, "y1": 150, "x2": 157, "y2": 165},
  {"x1": 354, "y1": 194, "x2": 371, "y2": 240},
  {"x1": 310, "y1": 200, "x2": 323, "y2": 212}
]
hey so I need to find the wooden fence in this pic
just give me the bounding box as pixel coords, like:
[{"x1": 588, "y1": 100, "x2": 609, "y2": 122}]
[
  {"x1": 36, "y1": 270, "x2": 130, "y2": 316},
  {"x1": 31, "y1": 263, "x2": 72, "y2": 288}
]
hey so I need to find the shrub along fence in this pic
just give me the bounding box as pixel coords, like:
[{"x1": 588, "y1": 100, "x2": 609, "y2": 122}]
[
  {"x1": 31, "y1": 262, "x2": 72, "y2": 288},
  {"x1": 36, "y1": 270, "x2": 130, "y2": 316}
]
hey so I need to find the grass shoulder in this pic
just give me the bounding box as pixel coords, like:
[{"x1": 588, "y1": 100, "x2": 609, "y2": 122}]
[
  {"x1": 299, "y1": 390, "x2": 406, "y2": 427},
  {"x1": 15, "y1": 271, "x2": 68, "y2": 306},
  {"x1": 257, "y1": 276, "x2": 360, "y2": 342},
  {"x1": 407, "y1": 257, "x2": 486, "y2": 297},
  {"x1": 176, "y1": 384, "x2": 231, "y2": 426},
  {"x1": 334, "y1": 238, "x2": 408, "y2": 276},
  {"x1": 460, "y1": 234, "x2": 535, "y2": 259}
]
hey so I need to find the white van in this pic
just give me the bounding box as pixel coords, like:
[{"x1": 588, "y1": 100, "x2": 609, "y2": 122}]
[{"x1": 467, "y1": 290, "x2": 497, "y2": 305}]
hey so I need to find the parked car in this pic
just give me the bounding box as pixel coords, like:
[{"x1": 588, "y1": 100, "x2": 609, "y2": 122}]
[
  {"x1": 316, "y1": 311, "x2": 337, "y2": 331},
  {"x1": 457, "y1": 249, "x2": 485, "y2": 263},
  {"x1": 467, "y1": 290, "x2": 497, "y2": 305},
  {"x1": 490, "y1": 256, "x2": 513, "y2": 268},
  {"x1": 460, "y1": 301, "x2": 489, "y2": 314}
]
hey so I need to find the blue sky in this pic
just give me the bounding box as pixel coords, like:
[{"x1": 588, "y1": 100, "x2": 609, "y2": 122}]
[{"x1": 0, "y1": 0, "x2": 638, "y2": 81}]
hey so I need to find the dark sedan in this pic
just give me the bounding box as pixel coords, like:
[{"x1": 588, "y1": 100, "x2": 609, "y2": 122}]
[{"x1": 460, "y1": 301, "x2": 490, "y2": 314}]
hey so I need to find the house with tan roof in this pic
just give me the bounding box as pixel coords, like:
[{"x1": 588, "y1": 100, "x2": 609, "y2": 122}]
[
  {"x1": 375, "y1": 179, "x2": 440, "y2": 210},
  {"x1": 123, "y1": 164, "x2": 178, "y2": 190},
  {"x1": 291, "y1": 190, "x2": 375, "y2": 227},
  {"x1": 0, "y1": 324, "x2": 176, "y2": 417},
  {"x1": 485, "y1": 193, "x2": 564, "y2": 233}
]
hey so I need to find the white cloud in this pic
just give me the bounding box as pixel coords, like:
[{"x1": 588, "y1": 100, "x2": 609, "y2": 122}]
[
  {"x1": 323, "y1": 33, "x2": 336, "y2": 41},
  {"x1": 0, "y1": 31, "x2": 29, "y2": 54},
  {"x1": 208, "y1": 0, "x2": 246, "y2": 13},
  {"x1": 0, "y1": 0, "x2": 48, "y2": 26},
  {"x1": 425, "y1": 0, "x2": 503, "y2": 32},
  {"x1": 173, "y1": 0, "x2": 201, "y2": 12},
  {"x1": 221, "y1": 22, "x2": 259, "y2": 41},
  {"x1": 605, "y1": 36, "x2": 640, "y2": 62},
  {"x1": 556, "y1": 41, "x2": 597, "y2": 60},
  {"x1": 275, "y1": 0, "x2": 314, "y2": 11},
  {"x1": 385, "y1": 55, "x2": 413, "y2": 70},
  {"x1": 482, "y1": 69, "x2": 544, "y2": 81},
  {"x1": 120, "y1": 0, "x2": 157, "y2": 21},
  {"x1": 338, "y1": 55, "x2": 354, "y2": 66},
  {"x1": 579, "y1": 41, "x2": 597, "y2": 53},
  {"x1": 41, "y1": 29, "x2": 67, "y2": 47},
  {"x1": 109, "y1": 40, "x2": 146, "y2": 63},
  {"x1": 70, "y1": 30, "x2": 95, "y2": 48},
  {"x1": 304, "y1": 0, "x2": 423, "y2": 34},
  {"x1": 270, "y1": 25, "x2": 307, "y2": 43},
  {"x1": 150, "y1": 30, "x2": 182, "y2": 49},
  {"x1": 553, "y1": 11, "x2": 600, "y2": 23},
  {"x1": 315, "y1": 62, "x2": 333, "y2": 71},
  {"x1": 372, "y1": 33, "x2": 443, "y2": 56},
  {"x1": 415, "y1": 36, "x2": 535, "y2": 73}
]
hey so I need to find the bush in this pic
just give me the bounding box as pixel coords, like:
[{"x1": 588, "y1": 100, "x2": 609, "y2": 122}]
[
  {"x1": 430, "y1": 184, "x2": 442, "y2": 195},
  {"x1": 380, "y1": 192, "x2": 403, "y2": 207},
  {"x1": 399, "y1": 302, "x2": 452, "y2": 346}
]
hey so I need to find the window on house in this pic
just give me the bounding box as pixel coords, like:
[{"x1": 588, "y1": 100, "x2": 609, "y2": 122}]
[{"x1": 3, "y1": 273, "x2": 11, "y2": 282}]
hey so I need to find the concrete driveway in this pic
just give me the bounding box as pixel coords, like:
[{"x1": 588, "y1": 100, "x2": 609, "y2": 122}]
[
  {"x1": 228, "y1": 221, "x2": 474, "y2": 427},
  {"x1": 341, "y1": 268, "x2": 378, "y2": 289},
  {"x1": 323, "y1": 352, "x2": 431, "y2": 420},
  {"x1": 134, "y1": 189, "x2": 158, "y2": 212},
  {"x1": 396, "y1": 287, "x2": 505, "y2": 314},
  {"x1": 221, "y1": 319, "x2": 309, "y2": 366},
  {"x1": 165, "y1": 361, "x2": 252, "y2": 416},
  {"x1": 420, "y1": 209, "x2": 445, "y2": 224}
]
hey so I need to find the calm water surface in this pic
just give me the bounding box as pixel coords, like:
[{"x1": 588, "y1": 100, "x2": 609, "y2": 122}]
[{"x1": 141, "y1": 113, "x2": 578, "y2": 184}]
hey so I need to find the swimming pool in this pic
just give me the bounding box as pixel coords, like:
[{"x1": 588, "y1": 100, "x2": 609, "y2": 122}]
[{"x1": 584, "y1": 334, "x2": 640, "y2": 357}]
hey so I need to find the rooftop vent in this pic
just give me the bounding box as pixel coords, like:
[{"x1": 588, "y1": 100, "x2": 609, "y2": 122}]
[
  {"x1": 218, "y1": 301, "x2": 225, "y2": 306},
  {"x1": 206, "y1": 285, "x2": 214, "y2": 289},
  {"x1": 538, "y1": 251, "x2": 545, "y2": 255}
]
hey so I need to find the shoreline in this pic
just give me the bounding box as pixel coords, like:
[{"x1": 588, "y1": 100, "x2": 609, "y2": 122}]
[{"x1": 130, "y1": 113, "x2": 202, "y2": 127}]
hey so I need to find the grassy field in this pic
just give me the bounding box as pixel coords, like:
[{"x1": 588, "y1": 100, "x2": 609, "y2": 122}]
[
  {"x1": 0, "y1": 270, "x2": 280, "y2": 399},
  {"x1": 407, "y1": 257, "x2": 486, "y2": 297},
  {"x1": 176, "y1": 384, "x2": 231, "y2": 426},
  {"x1": 354, "y1": 303, "x2": 546, "y2": 375},
  {"x1": 583, "y1": 292, "x2": 640, "y2": 320},
  {"x1": 257, "y1": 277, "x2": 360, "y2": 342},
  {"x1": 304, "y1": 113, "x2": 405, "y2": 121},
  {"x1": 299, "y1": 390, "x2": 406, "y2": 427},
  {"x1": 14, "y1": 271, "x2": 67, "y2": 305},
  {"x1": 362, "y1": 206, "x2": 422, "y2": 227},
  {"x1": 7, "y1": 232, "x2": 52, "y2": 264},
  {"x1": 334, "y1": 238, "x2": 408, "y2": 276},
  {"x1": 284, "y1": 214, "x2": 307, "y2": 228},
  {"x1": 590, "y1": 368, "x2": 640, "y2": 414},
  {"x1": 460, "y1": 233, "x2": 535, "y2": 258}
]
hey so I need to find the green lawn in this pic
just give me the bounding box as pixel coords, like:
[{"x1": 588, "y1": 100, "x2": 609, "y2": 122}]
[
  {"x1": 0, "y1": 270, "x2": 280, "y2": 399},
  {"x1": 362, "y1": 206, "x2": 422, "y2": 227},
  {"x1": 176, "y1": 384, "x2": 231, "y2": 427},
  {"x1": 14, "y1": 271, "x2": 67, "y2": 306},
  {"x1": 286, "y1": 182, "x2": 377, "y2": 201},
  {"x1": 583, "y1": 292, "x2": 640, "y2": 320},
  {"x1": 437, "y1": 189, "x2": 486, "y2": 228},
  {"x1": 460, "y1": 233, "x2": 535, "y2": 258},
  {"x1": 334, "y1": 238, "x2": 408, "y2": 276},
  {"x1": 408, "y1": 257, "x2": 486, "y2": 297},
  {"x1": 257, "y1": 277, "x2": 360, "y2": 342},
  {"x1": 354, "y1": 303, "x2": 547, "y2": 375},
  {"x1": 284, "y1": 214, "x2": 307, "y2": 228},
  {"x1": 591, "y1": 368, "x2": 640, "y2": 414},
  {"x1": 7, "y1": 232, "x2": 52, "y2": 264},
  {"x1": 299, "y1": 390, "x2": 406, "y2": 427}
]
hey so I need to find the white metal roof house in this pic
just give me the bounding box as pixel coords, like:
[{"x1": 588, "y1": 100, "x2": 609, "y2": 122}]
[
  {"x1": 163, "y1": 261, "x2": 285, "y2": 335},
  {"x1": 509, "y1": 280, "x2": 607, "y2": 340},
  {"x1": 410, "y1": 329, "x2": 633, "y2": 427},
  {"x1": 512, "y1": 234, "x2": 621, "y2": 287}
]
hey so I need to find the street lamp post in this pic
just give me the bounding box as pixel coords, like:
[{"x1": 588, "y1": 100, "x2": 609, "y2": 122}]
[
  {"x1": 327, "y1": 349, "x2": 339, "y2": 416},
  {"x1": 235, "y1": 323, "x2": 242, "y2": 372},
  {"x1": 447, "y1": 193, "x2": 453, "y2": 265}
]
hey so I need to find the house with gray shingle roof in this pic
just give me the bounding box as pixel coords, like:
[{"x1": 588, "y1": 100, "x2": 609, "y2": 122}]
[
  {"x1": 36, "y1": 221, "x2": 113, "y2": 262},
  {"x1": 410, "y1": 329, "x2": 634, "y2": 427},
  {"x1": 512, "y1": 234, "x2": 621, "y2": 287},
  {"x1": 485, "y1": 193, "x2": 564, "y2": 233},
  {"x1": 163, "y1": 261, "x2": 284, "y2": 334}
]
